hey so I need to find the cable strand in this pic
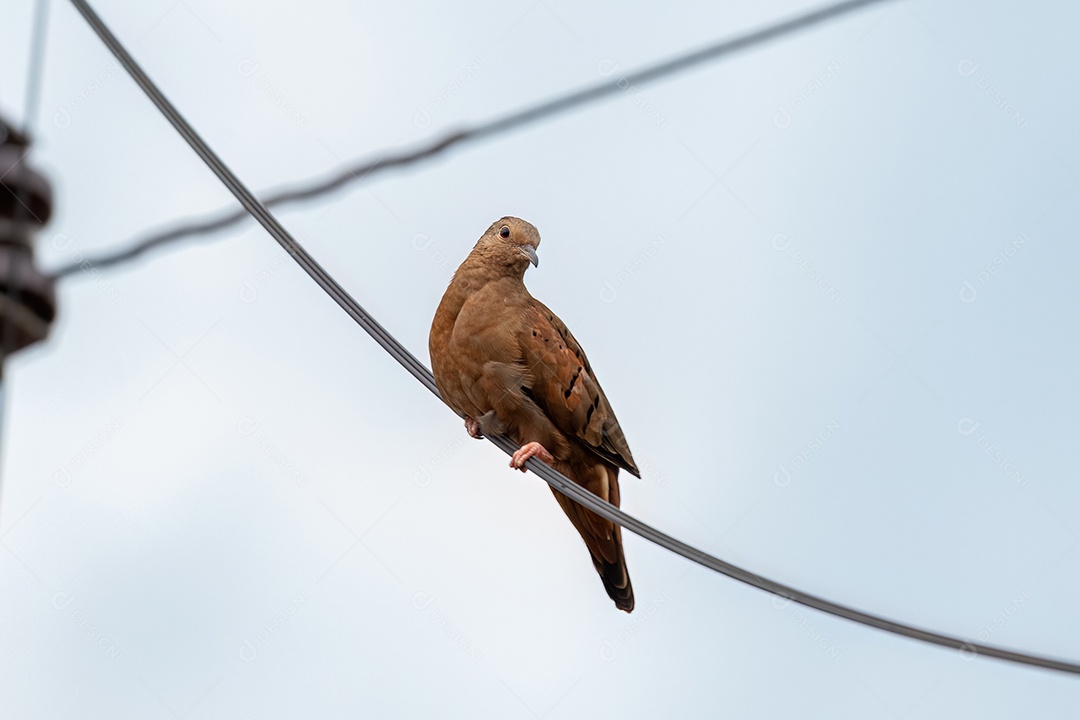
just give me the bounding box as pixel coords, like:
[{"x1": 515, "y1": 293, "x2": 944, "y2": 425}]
[{"x1": 53, "y1": 0, "x2": 892, "y2": 279}]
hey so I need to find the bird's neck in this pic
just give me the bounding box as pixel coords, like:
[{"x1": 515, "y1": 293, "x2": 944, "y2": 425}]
[
  {"x1": 457, "y1": 248, "x2": 527, "y2": 288},
  {"x1": 434, "y1": 248, "x2": 527, "y2": 321},
  {"x1": 434, "y1": 253, "x2": 524, "y2": 323}
]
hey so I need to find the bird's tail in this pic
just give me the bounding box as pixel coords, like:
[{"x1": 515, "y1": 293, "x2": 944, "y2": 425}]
[
  {"x1": 592, "y1": 526, "x2": 635, "y2": 613},
  {"x1": 550, "y1": 462, "x2": 635, "y2": 613}
]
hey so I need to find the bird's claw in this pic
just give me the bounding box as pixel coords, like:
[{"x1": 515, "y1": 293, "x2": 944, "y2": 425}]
[
  {"x1": 464, "y1": 416, "x2": 483, "y2": 439},
  {"x1": 511, "y1": 442, "x2": 554, "y2": 472}
]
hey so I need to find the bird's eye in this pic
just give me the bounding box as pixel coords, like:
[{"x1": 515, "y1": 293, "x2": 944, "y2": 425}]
[{"x1": 499, "y1": 226, "x2": 510, "y2": 239}]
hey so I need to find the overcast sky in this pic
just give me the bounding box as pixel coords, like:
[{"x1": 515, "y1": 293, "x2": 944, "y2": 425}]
[{"x1": 2, "y1": 0, "x2": 1079, "y2": 717}]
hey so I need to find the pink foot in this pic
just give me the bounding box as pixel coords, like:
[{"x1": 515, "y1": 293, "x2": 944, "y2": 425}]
[
  {"x1": 510, "y1": 442, "x2": 554, "y2": 472},
  {"x1": 464, "y1": 416, "x2": 483, "y2": 439}
]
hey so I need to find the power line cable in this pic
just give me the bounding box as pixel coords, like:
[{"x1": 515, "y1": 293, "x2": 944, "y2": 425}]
[
  {"x1": 22, "y1": 0, "x2": 51, "y2": 131},
  {"x1": 53, "y1": 0, "x2": 894, "y2": 278},
  {"x1": 68, "y1": 0, "x2": 1080, "y2": 678}
]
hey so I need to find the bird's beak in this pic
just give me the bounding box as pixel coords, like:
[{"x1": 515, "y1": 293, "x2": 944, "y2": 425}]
[{"x1": 522, "y1": 245, "x2": 539, "y2": 268}]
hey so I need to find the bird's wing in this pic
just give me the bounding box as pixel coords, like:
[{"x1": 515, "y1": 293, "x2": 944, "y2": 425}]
[{"x1": 517, "y1": 301, "x2": 639, "y2": 477}]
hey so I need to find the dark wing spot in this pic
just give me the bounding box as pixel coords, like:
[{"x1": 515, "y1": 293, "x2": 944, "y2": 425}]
[
  {"x1": 585, "y1": 402, "x2": 596, "y2": 426},
  {"x1": 563, "y1": 367, "x2": 582, "y2": 399},
  {"x1": 532, "y1": 330, "x2": 537, "y2": 336}
]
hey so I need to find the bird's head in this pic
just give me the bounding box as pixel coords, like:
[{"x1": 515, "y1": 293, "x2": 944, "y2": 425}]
[{"x1": 475, "y1": 216, "x2": 541, "y2": 273}]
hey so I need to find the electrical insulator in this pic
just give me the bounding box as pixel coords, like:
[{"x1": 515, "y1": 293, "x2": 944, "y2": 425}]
[{"x1": 0, "y1": 115, "x2": 56, "y2": 356}]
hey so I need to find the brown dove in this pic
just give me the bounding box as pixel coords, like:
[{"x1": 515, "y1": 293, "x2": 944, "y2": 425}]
[{"x1": 429, "y1": 216, "x2": 639, "y2": 612}]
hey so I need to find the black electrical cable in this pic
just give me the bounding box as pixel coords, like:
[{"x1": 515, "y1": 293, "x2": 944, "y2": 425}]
[
  {"x1": 68, "y1": 0, "x2": 1080, "y2": 677},
  {"x1": 53, "y1": 0, "x2": 894, "y2": 278}
]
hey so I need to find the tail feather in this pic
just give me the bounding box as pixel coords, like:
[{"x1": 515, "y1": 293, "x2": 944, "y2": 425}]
[
  {"x1": 592, "y1": 529, "x2": 634, "y2": 613},
  {"x1": 549, "y1": 460, "x2": 635, "y2": 613}
]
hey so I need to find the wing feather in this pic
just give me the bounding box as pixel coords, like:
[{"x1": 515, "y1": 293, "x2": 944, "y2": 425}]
[{"x1": 517, "y1": 301, "x2": 640, "y2": 477}]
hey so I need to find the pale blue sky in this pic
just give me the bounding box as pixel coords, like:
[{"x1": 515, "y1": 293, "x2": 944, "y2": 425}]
[{"x1": 2, "y1": 0, "x2": 1079, "y2": 717}]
